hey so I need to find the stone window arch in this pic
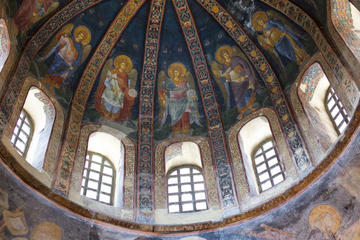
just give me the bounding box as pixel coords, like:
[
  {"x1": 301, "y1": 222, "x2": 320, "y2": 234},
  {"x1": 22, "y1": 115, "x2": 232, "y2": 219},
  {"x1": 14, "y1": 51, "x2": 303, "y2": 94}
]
[
  {"x1": 69, "y1": 125, "x2": 135, "y2": 220},
  {"x1": 229, "y1": 108, "x2": 297, "y2": 211},
  {"x1": 2, "y1": 77, "x2": 64, "y2": 188},
  {"x1": 0, "y1": 19, "x2": 10, "y2": 73},
  {"x1": 155, "y1": 137, "x2": 220, "y2": 224}
]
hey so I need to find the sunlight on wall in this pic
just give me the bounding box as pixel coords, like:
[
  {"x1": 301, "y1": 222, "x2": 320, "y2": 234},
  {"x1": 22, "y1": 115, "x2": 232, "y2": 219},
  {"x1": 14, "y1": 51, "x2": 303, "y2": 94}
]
[
  {"x1": 0, "y1": 19, "x2": 10, "y2": 73},
  {"x1": 165, "y1": 142, "x2": 202, "y2": 174}
]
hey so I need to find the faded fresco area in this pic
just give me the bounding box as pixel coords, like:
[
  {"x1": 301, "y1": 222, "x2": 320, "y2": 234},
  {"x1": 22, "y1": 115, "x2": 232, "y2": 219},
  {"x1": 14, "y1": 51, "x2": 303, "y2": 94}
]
[{"x1": 1, "y1": 129, "x2": 360, "y2": 239}]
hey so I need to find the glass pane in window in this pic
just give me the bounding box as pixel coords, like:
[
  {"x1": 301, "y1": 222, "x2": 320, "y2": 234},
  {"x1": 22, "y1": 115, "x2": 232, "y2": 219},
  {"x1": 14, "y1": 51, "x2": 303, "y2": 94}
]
[
  {"x1": 92, "y1": 154, "x2": 102, "y2": 163},
  {"x1": 194, "y1": 183, "x2": 205, "y2": 191},
  {"x1": 168, "y1": 195, "x2": 179, "y2": 203},
  {"x1": 103, "y1": 166, "x2": 113, "y2": 176},
  {"x1": 85, "y1": 189, "x2": 97, "y2": 200},
  {"x1": 99, "y1": 194, "x2": 110, "y2": 203},
  {"x1": 195, "y1": 192, "x2": 206, "y2": 200},
  {"x1": 256, "y1": 163, "x2": 267, "y2": 173},
  {"x1": 263, "y1": 141, "x2": 273, "y2": 150},
  {"x1": 22, "y1": 124, "x2": 31, "y2": 135},
  {"x1": 14, "y1": 126, "x2": 20, "y2": 135},
  {"x1": 168, "y1": 185, "x2": 179, "y2": 194},
  {"x1": 87, "y1": 180, "x2": 98, "y2": 190},
  {"x1": 338, "y1": 122, "x2": 347, "y2": 133},
  {"x1": 81, "y1": 178, "x2": 86, "y2": 186},
  {"x1": 255, "y1": 155, "x2": 265, "y2": 165},
  {"x1": 10, "y1": 135, "x2": 16, "y2": 144},
  {"x1": 101, "y1": 184, "x2": 111, "y2": 194},
  {"x1": 265, "y1": 149, "x2": 276, "y2": 159},
  {"x1": 331, "y1": 106, "x2": 340, "y2": 118},
  {"x1": 168, "y1": 177, "x2": 178, "y2": 185},
  {"x1": 261, "y1": 180, "x2": 272, "y2": 191},
  {"x1": 169, "y1": 204, "x2": 179, "y2": 213},
  {"x1": 181, "y1": 184, "x2": 192, "y2": 192},
  {"x1": 270, "y1": 166, "x2": 281, "y2": 176},
  {"x1": 170, "y1": 171, "x2": 178, "y2": 176},
  {"x1": 18, "y1": 131, "x2": 28, "y2": 143},
  {"x1": 182, "y1": 203, "x2": 194, "y2": 212},
  {"x1": 180, "y1": 176, "x2": 191, "y2": 183},
  {"x1": 83, "y1": 169, "x2": 88, "y2": 177},
  {"x1": 328, "y1": 98, "x2": 335, "y2": 109},
  {"x1": 193, "y1": 175, "x2": 204, "y2": 182},
  {"x1": 102, "y1": 175, "x2": 112, "y2": 184},
  {"x1": 334, "y1": 115, "x2": 343, "y2": 126},
  {"x1": 259, "y1": 172, "x2": 270, "y2": 182},
  {"x1": 273, "y1": 175, "x2": 284, "y2": 185},
  {"x1": 90, "y1": 162, "x2": 101, "y2": 172},
  {"x1": 180, "y1": 168, "x2": 190, "y2": 175},
  {"x1": 268, "y1": 158, "x2": 279, "y2": 167},
  {"x1": 196, "y1": 201, "x2": 207, "y2": 210},
  {"x1": 89, "y1": 171, "x2": 100, "y2": 181},
  {"x1": 15, "y1": 141, "x2": 25, "y2": 153},
  {"x1": 16, "y1": 118, "x2": 22, "y2": 127},
  {"x1": 181, "y1": 193, "x2": 193, "y2": 202},
  {"x1": 193, "y1": 169, "x2": 200, "y2": 174}
]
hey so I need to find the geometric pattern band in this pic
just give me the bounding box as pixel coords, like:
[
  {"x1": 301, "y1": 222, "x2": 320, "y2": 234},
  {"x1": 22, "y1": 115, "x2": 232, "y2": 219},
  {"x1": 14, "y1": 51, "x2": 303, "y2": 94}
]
[
  {"x1": 54, "y1": 0, "x2": 146, "y2": 195},
  {"x1": 173, "y1": 0, "x2": 238, "y2": 208},
  {"x1": 197, "y1": 0, "x2": 311, "y2": 171},
  {"x1": 137, "y1": 0, "x2": 166, "y2": 220}
]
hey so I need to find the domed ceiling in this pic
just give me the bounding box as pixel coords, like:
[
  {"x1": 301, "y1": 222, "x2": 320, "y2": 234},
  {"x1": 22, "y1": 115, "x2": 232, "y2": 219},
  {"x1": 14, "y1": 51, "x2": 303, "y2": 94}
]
[{"x1": 0, "y1": 0, "x2": 360, "y2": 238}]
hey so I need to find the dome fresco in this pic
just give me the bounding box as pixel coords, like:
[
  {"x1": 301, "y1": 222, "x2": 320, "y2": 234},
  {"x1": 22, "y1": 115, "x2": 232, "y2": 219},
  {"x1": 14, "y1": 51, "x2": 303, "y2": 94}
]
[{"x1": 0, "y1": 0, "x2": 360, "y2": 239}]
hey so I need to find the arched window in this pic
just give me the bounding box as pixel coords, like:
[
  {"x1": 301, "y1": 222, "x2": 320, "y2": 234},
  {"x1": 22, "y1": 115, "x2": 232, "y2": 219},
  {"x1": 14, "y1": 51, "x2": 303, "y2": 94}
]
[
  {"x1": 0, "y1": 19, "x2": 10, "y2": 73},
  {"x1": 253, "y1": 139, "x2": 285, "y2": 192},
  {"x1": 11, "y1": 110, "x2": 33, "y2": 156},
  {"x1": 167, "y1": 165, "x2": 207, "y2": 213},
  {"x1": 298, "y1": 63, "x2": 339, "y2": 151},
  {"x1": 238, "y1": 116, "x2": 287, "y2": 194},
  {"x1": 326, "y1": 87, "x2": 349, "y2": 134},
  {"x1": 164, "y1": 142, "x2": 208, "y2": 213},
  {"x1": 80, "y1": 131, "x2": 124, "y2": 206},
  {"x1": 10, "y1": 87, "x2": 56, "y2": 170},
  {"x1": 81, "y1": 152, "x2": 115, "y2": 205},
  {"x1": 331, "y1": 0, "x2": 360, "y2": 60}
]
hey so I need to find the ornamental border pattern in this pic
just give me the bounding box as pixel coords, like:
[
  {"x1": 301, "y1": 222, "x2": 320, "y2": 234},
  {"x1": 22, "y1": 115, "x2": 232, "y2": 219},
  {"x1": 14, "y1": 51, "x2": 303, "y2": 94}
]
[
  {"x1": 172, "y1": 0, "x2": 237, "y2": 208},
  {"x1": 136, "y1": 0, "x2": 166, "y2": 220},
  {"x1": 54, "y1": 0, "x2": 146, "y2": 194},
  {"x1": 259, "y1": 0, "x2": 358, "y2": 109},
  {"x1": 196, "y1": 0, "x2": 310, "y2": 170},
  {"x1": 0, "y1": 0, "x2": 104, "y2": 131}
]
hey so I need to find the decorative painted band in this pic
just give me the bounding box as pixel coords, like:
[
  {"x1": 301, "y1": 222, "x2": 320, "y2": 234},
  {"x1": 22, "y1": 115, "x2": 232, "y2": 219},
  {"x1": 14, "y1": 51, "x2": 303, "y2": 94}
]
[{"x1": 54, "y1": 0, "x2": 147, "y2": 195}]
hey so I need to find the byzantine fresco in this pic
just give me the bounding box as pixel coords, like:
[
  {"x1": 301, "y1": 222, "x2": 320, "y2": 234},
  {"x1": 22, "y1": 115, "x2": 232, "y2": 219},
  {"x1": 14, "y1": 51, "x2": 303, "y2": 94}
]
[
  {"x1": 153, "y1": 2, "x2": 207, "y2": 141},
  {"x1": 83, "y1": 1, "x2": 150, "y2": 141},
  {"x1": 217, "y1": 0, "x2": 318, "y2": 95},
  {"x1": 1, "y1": 129, "x2": 360, "y2": 239},
  {"x1": 331, "y1": 0, "x2": 360, "y2": 60},
  {"x1": 29, "y1": 0, "x2": 125, "y2": 112}
]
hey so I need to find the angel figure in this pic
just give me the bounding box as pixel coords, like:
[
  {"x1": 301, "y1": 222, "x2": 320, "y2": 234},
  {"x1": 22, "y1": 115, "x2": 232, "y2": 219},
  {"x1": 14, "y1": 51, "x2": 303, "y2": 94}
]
[
  {"x1": 38, "y1": 24, "x2": 91, "y2": 89},
  {"x1": 95, "y1": 55, "x2": 138, "y2": 121},
  {"x1": 252, "y1": 11, "x2": 308, "y2": 68},
  {"x1": 14, "y1": 0, "x2": 59, "y2": 31},
  {"x1": 158, "y1": 63, "x2": 202, "y2": 136},
  {"x1": 211, "y1": 45, "x2": 256, "y2": 114}
]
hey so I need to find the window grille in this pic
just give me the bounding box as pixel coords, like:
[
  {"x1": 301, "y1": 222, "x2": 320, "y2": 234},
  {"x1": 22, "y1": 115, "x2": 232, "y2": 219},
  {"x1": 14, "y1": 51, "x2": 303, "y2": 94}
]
[
  {"x1": 253, "y1": 140, "x2": 285, "y2": 192},
  {"x1": 326, "y1": 87, "x2": 349, "y2": 134},
  {"x1": 167, "y1": 166, "x2": 208, "y2": 213},
  {"x1": 11, "y1": 110, "x2": 33, "y2": 156},
  {"x1": 81, "y1": 152, "x2": 115, "y2": 205}
]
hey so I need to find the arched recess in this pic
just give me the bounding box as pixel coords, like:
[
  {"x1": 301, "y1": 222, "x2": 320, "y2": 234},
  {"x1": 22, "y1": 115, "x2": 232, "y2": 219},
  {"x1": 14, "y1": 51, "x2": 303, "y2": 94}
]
[
  {"x1": 1, "y1": 76, "x2": 64, "y2": 187},
  {"x1": 0, "y1": 18, "x2": 10, "y2": 73},
  {"x1": 290, "y1": 53, "x2": 351, "y2": 164},
  {"x1": 327, "y1": 0, "x2": 360, "y2": 80},
  {"x1": 228, "y1": 108, "x2": 298, "y2": 212},
  {"x1": 68, "y1": 124, "x2": 136, "y2": 220},
  {"x1": 154, "y1": 137, "x2": 221, "y2": 224}
]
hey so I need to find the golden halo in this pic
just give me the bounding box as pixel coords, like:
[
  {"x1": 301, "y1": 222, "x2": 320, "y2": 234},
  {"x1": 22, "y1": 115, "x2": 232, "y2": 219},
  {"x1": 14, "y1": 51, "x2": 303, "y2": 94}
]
[
  {"x1": 74, "y1": 25, "x2": 91, "y2": 45},
  {"x1": 251, "y1": 11, "x2": 268, "y2": 31},
  {"x1": 114, "y1": 55, "x2": 133, "y2": 73},
  {"x1": 168, "y1": 62, "x2": 187, "y2": 79},
  {"x1": 309, "y1": 204, "x2": 341, "y2": 234},
  {"x1": 215, "y1": 45, "x2": 233, "y2": 64}
]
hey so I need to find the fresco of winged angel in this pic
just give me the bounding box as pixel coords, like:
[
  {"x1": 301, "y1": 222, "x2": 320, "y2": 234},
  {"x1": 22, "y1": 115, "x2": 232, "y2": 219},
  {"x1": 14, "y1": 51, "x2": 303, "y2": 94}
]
[
  {"x1": 157, "y1": 62, "x2": 202, "y2": 136},
  {"x1": 252, "y1": 10, "x2": 308, "y2": 69},
  {"x1": 38, "y1": 24, "x2": 92, "y2": 89},
  {"x1": 211, "y1": 45, "x2": 256, "y2": 114},
  {"x1": 95, "y1": 55, "x2": 138, "y2": 122}
]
